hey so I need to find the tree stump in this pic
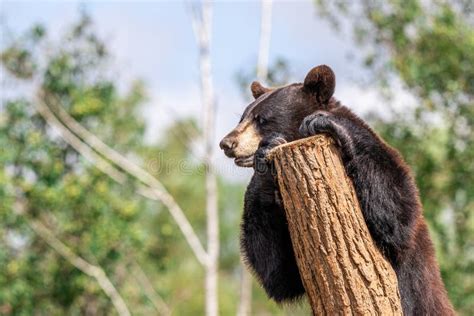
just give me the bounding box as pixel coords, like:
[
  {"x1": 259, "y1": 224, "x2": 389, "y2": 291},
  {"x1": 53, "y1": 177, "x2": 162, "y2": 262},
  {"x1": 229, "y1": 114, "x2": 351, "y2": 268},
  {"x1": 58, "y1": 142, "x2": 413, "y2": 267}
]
[{"x1": 268, "y1": 135, "x2": 402, "y2": 316}]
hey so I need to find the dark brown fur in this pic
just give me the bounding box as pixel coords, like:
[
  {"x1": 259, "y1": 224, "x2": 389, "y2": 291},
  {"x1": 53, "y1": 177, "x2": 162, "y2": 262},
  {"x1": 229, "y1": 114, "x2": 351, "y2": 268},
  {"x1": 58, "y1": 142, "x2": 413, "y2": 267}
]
[{"x1": 220, "y1": 65, "x2": 454, "y2": 315}]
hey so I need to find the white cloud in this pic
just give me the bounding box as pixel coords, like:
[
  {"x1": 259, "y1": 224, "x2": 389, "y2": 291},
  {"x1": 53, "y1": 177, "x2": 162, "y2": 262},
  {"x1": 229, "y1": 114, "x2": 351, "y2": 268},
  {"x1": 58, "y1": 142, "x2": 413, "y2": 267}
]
[{"x1": 336, "y1": 79, "x2": 418, "y2": 119}]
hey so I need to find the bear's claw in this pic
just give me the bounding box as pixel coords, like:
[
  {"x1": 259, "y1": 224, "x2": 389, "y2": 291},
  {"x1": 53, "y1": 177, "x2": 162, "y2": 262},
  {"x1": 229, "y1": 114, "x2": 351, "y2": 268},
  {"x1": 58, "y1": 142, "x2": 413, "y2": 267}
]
[
  {"x1": 254, "y1": 133, "x2": 287, "y2": 173},
  {"x1": 299, "y1": 111, "x2": 334, "y2": 137}
]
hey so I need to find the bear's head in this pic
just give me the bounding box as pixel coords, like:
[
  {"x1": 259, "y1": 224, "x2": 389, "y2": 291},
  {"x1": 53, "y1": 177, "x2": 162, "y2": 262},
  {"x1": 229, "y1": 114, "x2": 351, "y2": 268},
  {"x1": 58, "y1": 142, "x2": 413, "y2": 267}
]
[{"x1": 220, "y1": 65, "x2": 336, "y2": 167}]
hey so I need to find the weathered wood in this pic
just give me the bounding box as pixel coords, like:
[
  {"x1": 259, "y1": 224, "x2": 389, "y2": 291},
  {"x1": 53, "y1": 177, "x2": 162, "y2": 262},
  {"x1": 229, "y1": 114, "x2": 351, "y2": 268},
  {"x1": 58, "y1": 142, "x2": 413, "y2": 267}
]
[{"x1": 268, "y1": 135, "x2": 402, "y2": 316}]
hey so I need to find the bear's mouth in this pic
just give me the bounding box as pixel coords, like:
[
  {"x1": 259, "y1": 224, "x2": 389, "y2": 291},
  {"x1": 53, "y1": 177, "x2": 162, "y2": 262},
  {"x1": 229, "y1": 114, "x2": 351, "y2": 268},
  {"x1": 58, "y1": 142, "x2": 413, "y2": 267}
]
[{"x1": 234, "y1": 155, "x2": 254, "y2": 168}]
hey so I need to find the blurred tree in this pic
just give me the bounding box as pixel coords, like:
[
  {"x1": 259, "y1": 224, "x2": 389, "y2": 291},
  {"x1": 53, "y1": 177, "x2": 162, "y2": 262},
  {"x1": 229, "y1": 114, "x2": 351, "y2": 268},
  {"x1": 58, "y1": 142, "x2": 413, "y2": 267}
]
[
  {"x1": 0, "y1": 13, "x2": 152, "y2": 315},
  {"x1": 315, "y1": 0, "x2": 474, "y2": 313},
  {"x1": 0, "y1": 12, "x2": 299, "y2": 315},
  {"x1": 236, "y1": 57, "x2": 292, "y2": 99}
]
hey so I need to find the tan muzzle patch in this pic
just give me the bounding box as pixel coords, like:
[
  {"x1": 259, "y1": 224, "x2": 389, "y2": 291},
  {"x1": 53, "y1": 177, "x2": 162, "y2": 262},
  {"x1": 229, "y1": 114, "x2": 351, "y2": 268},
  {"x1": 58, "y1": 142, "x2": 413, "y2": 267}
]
[{"x1": 233, "y1": 120, "x2": 262, "y2": 158}]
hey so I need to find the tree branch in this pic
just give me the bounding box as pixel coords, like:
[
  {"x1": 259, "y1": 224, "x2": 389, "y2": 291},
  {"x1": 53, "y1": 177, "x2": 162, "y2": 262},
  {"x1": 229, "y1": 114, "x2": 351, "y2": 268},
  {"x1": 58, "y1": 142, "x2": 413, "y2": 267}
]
[
  {"x1": 130, "y1": 260, "x2": 171, "y2": 316},
  {"x1": 35, "y1": 93, "x2": 209, "y2": 266},
  {"x1": 35, "y1": 99, "x2": 127, "y2": 184},
  {"x1": 13, "y1": 200, "x2": 131, "y2": 316}
]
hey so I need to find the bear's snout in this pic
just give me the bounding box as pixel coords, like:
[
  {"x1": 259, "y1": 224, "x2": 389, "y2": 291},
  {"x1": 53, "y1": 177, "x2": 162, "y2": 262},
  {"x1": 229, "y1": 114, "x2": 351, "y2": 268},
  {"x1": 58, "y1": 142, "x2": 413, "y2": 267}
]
[{"x1": 219, "y1": 135, "x2": 237, "y2": 157}]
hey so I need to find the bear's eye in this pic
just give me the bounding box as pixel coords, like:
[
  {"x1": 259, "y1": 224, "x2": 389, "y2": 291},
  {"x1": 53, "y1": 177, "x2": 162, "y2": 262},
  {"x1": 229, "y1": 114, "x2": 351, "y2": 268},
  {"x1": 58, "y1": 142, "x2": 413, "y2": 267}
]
[{"x1": 255, "y1": 115, "x2": 267, "y2": 126}]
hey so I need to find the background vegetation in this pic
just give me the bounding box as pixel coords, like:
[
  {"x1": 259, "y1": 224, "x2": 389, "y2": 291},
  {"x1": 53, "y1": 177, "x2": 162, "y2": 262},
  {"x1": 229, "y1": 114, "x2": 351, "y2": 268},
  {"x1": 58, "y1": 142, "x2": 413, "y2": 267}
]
[{"x1": 1, "y1": 0, "x2": 472, "y2": 315}]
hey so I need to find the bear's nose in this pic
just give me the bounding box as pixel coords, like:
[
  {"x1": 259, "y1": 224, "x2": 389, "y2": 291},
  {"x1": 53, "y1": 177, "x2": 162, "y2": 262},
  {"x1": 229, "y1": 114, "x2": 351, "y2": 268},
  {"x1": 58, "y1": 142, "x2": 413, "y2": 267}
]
[{"x1": 219, "y1": 137, "x2": 237, "y2": 151}]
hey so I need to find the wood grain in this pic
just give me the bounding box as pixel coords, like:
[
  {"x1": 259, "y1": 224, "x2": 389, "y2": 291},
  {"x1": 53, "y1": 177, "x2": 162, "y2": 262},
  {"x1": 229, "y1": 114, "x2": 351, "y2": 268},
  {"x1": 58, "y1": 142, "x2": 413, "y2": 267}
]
[{"x1": 268, "y1": 135, "x2": 402, "y2": 316}]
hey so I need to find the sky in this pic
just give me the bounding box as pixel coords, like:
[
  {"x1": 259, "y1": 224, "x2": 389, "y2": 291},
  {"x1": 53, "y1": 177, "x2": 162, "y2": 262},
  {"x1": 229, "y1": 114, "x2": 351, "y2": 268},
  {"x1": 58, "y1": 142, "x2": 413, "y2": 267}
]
[{"x1": 1, "y1": 0, "x2": 416, "y2": 181}]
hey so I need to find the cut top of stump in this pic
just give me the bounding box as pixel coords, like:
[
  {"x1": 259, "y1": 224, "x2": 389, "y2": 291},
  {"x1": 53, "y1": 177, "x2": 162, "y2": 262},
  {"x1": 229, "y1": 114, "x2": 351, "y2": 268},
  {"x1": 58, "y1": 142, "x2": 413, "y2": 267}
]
[{"x1": 267, "y1": 134, "x2": 335, "y2": 162}]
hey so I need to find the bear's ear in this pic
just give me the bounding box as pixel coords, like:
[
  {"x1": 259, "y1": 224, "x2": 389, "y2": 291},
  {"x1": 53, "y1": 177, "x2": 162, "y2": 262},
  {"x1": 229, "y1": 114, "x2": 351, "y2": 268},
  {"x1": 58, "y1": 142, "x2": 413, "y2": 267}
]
[
  {"x1": 303, "y1": 65, "x2": 335, "y2": 104},
  {"x1": 250, "y1": 81, "x2": 270, "y2": 99}
]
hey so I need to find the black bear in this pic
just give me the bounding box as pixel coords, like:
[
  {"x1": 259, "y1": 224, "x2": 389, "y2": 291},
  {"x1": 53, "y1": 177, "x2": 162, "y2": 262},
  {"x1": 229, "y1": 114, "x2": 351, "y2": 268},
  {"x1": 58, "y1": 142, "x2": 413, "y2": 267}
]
[{"x1": 219, "y1": 65, "x2": 454, "y2": 315}]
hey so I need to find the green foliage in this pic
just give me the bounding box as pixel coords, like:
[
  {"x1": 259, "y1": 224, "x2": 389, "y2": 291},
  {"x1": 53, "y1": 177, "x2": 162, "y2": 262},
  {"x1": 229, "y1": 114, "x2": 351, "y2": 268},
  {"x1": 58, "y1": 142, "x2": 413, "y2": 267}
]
[
  {"x1": 235, "y1": 57, "x2": 291, "y2": 99},
  {"x1": 0, "y1": 14, "x2": 149, "y2": 314},
  {"x1": 0, "y1": 13, "x2": 295, "y2": 315},
  {"x1": 316, "y1": 0, "x2": 474, "y2": 313}
]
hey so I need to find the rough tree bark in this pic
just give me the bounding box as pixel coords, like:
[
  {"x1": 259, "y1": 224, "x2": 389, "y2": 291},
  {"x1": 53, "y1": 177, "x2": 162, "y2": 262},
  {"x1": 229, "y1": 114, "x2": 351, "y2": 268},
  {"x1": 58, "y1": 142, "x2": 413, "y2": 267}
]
[{"x1": 268, "y1": 135, "x2": 402, "y2": 316}]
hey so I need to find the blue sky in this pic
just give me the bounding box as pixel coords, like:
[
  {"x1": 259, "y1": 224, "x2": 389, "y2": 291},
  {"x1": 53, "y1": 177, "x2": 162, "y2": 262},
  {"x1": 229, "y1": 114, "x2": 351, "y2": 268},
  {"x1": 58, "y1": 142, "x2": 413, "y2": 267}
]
[{"x1": 1, "y1": 1, "x2": 414, "y2": 180}]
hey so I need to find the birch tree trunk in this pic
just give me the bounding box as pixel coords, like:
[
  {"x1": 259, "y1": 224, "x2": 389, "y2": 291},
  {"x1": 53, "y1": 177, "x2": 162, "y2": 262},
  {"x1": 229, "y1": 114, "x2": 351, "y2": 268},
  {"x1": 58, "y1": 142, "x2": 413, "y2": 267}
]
[
  {"x1": 256, "y1": 0, "x2": 273, "y2": 81},
  {"x1": 238, "y1": 2, "x2": 274, "y2": 315},
  {"x1": 268, "y1": 135, "x2": 402, "y2": 316},
  {"x1": 236, "y1": 264, "x2": 252, "y2": 316},
  {"x1": 191, "y1": 2, "x2": 219, "y2": 316}
]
